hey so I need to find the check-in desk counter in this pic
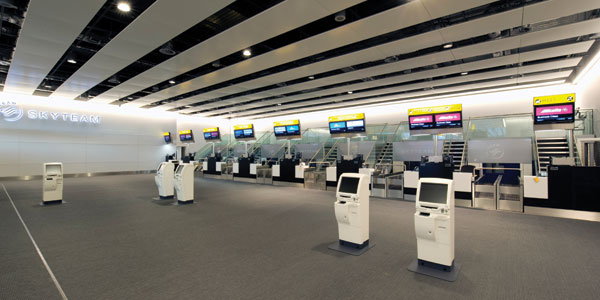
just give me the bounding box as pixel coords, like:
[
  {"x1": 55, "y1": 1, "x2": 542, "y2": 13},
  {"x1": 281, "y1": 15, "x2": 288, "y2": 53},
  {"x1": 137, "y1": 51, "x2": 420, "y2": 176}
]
[
  {"x1": 233, "y1": 157, "x2": 258, "y2": 183},
  {"x1": 474, "y1": 174, "x2": 501, "y2": 210},
  {"x1": 497, "y1": 175, "x2": 523, "y2": 212},
  {"x1": 371, "y1": 173, "x2": 387, "y2": 198},
  {"x1": 524, "y1": 166, "x2": 600, "y2": 221},
  {"x1": 403, "y1": 171, "x2": 419, "y2": 201},
  {"x1": 371, "y1": 172, "x2": 404, "y2": 199},
  {"x1": 304, "y1": 167, "x2": 326, "y2": 190},
  {"x1": 256, "y1": 165, "x2": 272, "y2": 184},
  {"x1": 453, "y1": 172, "x2": 473, "y2": 208},
  {"x1": 273, "y1": 160, "x2": 307, "y2": 188},
  {"x1": 326, "y1": 166, "x2": 337, "y2": 190}
]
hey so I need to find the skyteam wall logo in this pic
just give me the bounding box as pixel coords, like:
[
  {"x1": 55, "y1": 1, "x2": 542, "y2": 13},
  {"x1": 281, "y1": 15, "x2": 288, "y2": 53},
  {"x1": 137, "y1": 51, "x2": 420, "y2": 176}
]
[
  {"x1": 0, "y1": 101, "x2": 101, "y2": 124},
  {"x1": 0, "y1": 101, "x2": 24, "y2": 122}
]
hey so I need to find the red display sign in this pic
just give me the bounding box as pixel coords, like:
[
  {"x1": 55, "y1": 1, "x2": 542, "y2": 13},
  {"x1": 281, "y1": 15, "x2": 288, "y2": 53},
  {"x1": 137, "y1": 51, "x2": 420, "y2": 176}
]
[
  {"x1": 435, "y1": 112, "x2": 461, "y2": 122},
  {"x1": 410, "y1": 115, "x2": 433, "y2": 124},
  {"x1": 535, "y1": 104, "x2": 573, "y2": 116}
]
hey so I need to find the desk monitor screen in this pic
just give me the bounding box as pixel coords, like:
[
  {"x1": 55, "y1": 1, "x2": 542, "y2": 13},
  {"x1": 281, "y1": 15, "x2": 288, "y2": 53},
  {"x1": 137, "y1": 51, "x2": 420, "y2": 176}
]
[
  {"x1": 534, "y1": 103, "x2": 574, "y2": 124},
  {"x1": 434, "y1": 112, "x2": 462, "y2": 128},
  {"x1": 339, "y1": 177, "x2": 360, "y2": 194},
  {"x1": 419, "y1": 182, "x2": 448, "y2": 204},
  {"x1": 409, "y1": 115, "x2": 434, "y2": 130}
]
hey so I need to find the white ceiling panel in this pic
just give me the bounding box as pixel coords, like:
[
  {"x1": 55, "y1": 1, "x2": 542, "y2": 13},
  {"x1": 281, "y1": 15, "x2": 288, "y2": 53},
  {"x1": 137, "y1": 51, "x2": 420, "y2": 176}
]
[
  {"x1": 4, "y1": 0, "x2": 105, "y2": 94},
  {"x1": 155, "y1": 7, "x2": 539, "y2": 112},
  {"x1": 91, "y1": 0, "x2": 365, "y2": 103},
  {"x1": 523, "y1": 0, "x2": 600, "y2": 24},
  {"x1": 123, "y1": 3, "x2": 433, "y2": 105},
  {"x1": 52, "y1": 0, "x2": 234, "y2": 99},
  {"x1": 229, "y1": 60, "x2": 577, "y2": 118},
  {"x1": 194, "y1": 39, "x2": 590, "y2": 116}
]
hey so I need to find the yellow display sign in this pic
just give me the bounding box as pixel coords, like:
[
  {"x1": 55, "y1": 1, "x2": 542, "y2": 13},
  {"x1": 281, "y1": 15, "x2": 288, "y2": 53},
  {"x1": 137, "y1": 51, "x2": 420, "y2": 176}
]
[
  {"x1": 328, "y1": 113, "x2": 365, "y2": 122},
  {"x1": 408, "y1": 104, "x2": 462, "y2": 116},
  {"x1": 533, "y1": 93, "x2": 575, "y2": 106},
  {"x1": 179, "y1": 129, "x2": 192, "y2": 134},
  {"x1": 233, "y1": 124, "x2": 253, "y2": 130},
  {"x1": 273, "y1": 120, "x2": 299, "y2": 126},
  {"x1": 202, "y1": 127, "x2": 219, "y2": 133},
  {"x1": 163, "y1": 132, "x2": 170, "y2": 136}
]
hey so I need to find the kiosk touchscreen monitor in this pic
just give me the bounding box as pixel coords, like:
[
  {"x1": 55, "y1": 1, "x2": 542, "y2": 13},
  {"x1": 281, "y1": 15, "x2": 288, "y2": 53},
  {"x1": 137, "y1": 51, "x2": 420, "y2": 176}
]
[
  {"x1": 339, "y1": 177, "x2": 359, "y2": 194},
  {"x1": 418, "y1": 182, "x2": 449, "y2": 205}
]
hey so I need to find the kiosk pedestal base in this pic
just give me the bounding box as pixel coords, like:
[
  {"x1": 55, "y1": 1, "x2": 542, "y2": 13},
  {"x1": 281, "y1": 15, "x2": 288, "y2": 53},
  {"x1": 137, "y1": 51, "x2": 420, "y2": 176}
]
[
  {"x1": 41, "y1": 200, "x2": 63, "y2": 206},
  {"x1": 327, "y1": 240, "x2": 374, "y2": 256},
  {"x1": 407, "y1": 259, "x2": 461, "y2": 282},
  {"x1": 172, "y1": 200, "x2": 194, "y2": 206}
]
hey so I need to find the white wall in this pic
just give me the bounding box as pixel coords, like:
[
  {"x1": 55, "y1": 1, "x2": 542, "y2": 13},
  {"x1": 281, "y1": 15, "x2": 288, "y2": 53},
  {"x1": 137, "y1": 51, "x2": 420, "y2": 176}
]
[
  {"x1": 576, "y1": 51, "x2": 600, "y2": 136},
  {"x1": 237, "y1": 83, "x2": 580, "y2": 132},
  {"x1": 0, "y1": 92, "x2": 179, "y2": 177}
]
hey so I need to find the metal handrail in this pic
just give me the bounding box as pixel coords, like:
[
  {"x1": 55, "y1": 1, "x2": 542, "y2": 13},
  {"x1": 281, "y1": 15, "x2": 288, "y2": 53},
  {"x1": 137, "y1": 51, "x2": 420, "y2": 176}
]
[
  {"x1": 459, "y1": 118, "x2": 471, "y2": 170},
  {"x1": 323, "y1": 139, "x2": 341, "y2": 162},
  {"x1": 249, "y1": 131, "x2": 273, "y2": 155}
]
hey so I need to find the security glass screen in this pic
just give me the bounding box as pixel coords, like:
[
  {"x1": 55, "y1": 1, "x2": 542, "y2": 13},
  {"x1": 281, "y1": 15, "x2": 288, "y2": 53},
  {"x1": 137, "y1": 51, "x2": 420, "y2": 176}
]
[
  {"x1": 339, "y1": 177, "x2": 360, "y2": 194},
  {"x1": 419, "y1": 183, "x2": 448, "y2": 204}
]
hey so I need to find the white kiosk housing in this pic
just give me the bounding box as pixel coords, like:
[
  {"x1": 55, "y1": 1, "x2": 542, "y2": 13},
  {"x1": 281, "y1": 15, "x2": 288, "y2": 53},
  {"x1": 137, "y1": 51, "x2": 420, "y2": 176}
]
[
  {"x1": 174, "y1": 163, "x2": 194, "y2": 204},
  {"x1": 154, "y1": 162, "x2": 174, "y2": 199},
  {"x1": 328, "y1": 173, "x2": 373, "y2": 255},
  {"x1": 409, "y1": 177, "x2": 460, "y2": 281},
  {"x1": 43, "y1": 162, "x2": 63, "y2": 204}
]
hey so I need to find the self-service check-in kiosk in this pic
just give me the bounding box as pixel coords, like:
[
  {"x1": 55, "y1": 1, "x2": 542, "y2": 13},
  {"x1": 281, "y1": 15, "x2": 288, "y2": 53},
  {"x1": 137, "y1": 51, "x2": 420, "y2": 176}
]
[
  {"x1": 328, "y1": 173, "x2": 374, "y2": 255},
  {"x1": 43, "y1": 162, "x2": 63, "y2": 204},
  {"x1": 174, "y1": 163, "x2": 194, "y2": 204},
  {"x1": 408, "y1": 177, "x2": 460, "y2": 281},
  {"x1": 154, "y1": 161, "x2": 175, "y2": 199}
]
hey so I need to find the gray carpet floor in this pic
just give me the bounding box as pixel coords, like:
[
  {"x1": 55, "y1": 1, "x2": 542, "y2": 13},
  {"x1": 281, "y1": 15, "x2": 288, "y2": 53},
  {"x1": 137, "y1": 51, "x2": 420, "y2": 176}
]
[{"x1": 1, "y1": 174, "x2": 599, "y2": 300}]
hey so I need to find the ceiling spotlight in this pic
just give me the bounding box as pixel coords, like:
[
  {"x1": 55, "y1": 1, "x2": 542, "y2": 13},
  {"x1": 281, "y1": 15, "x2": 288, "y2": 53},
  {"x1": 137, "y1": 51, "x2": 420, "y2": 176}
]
[
  {"x1": 117, "y1": 2, "x2": 131, "y2": 12},
  {"x1": 108, "y1": 75, "x2": 120, "y2": 84},
  {"x1": 212, "y1": 60, "x2": 222, "y2": 68},
  {"x1": 168, "y1": 80, "x2": 176, "y2": 84},
  {"x1": 461, "y1": 72, "x2": 469, "y2": 76},
  {"x1": 443, "y1": 43, "x2": 453, "y2": 49},
  {"x1": 347, "y1": 91, "x2": 353, "y2": 94},
  {"x1": 67, "y1": 58, "x2": 77, "y2": 64},
  {"x1": 242, "y1": 49, "x2": 251, "y2": 57},
  {"x1": 308, "y1": 75, "x2": 315, "y2": 80},
  {"x1": 334, "y1": 10, "x2": 346, "y2": 22},
  {"x1": 277, "y1": 103, "x2": 282, "y2": 106}
]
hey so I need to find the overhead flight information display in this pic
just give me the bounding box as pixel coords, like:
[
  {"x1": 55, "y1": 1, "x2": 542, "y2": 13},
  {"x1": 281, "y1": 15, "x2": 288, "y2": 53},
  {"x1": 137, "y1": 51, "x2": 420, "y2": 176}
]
[
  {"x1": 202, "y1": 127, "x2": 220, "y2": 141},
  {"x1": 163, "y1": 132, "x2": 172, "y2": 144},
  {"x1": 273, "y1": 120, "x2": 301, "y2": 138},
  {"x1": 328, "y1": 113, "x2": 366, "y2": 135},
  {"x1": 179, "y1": 129, "x2": 195, "y2": 143},
  {"x1": 233, "y1": 124, "x2": 255, "y2": 139},
  {"x1": 533, "y1": 93, "x2": 575, "y2": 125},
  {"x1": 408, "y1": 104, "x2": 462, "y2": 130}
]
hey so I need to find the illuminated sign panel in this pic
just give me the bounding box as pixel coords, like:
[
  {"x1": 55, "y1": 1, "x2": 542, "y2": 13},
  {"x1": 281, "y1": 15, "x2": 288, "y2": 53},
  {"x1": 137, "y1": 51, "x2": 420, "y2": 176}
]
[
  {"x1": 201, "y1": 127, "x2": 220, "y2": 140},
  {"x1": 273, "y1": 120, "x2": 301, "y2": 138},
  {"x1": 233, "y1": 124, "x2": 255, "y2": 139},
  {"x1": 163, "y1": 132, "x2": 172, "y2": 144},
  {"x1": 179, "y1": 129, "x2": 195, "y2": 142},
  {"x1": 533, "y1": 93, "x2": 575, "y2": 125},
  {"x1": 328, "y1": 113, "x2": 365, "y2": 134},
  {"x1": 408, "y1": 104, "x2": 462, "y2": 130}
]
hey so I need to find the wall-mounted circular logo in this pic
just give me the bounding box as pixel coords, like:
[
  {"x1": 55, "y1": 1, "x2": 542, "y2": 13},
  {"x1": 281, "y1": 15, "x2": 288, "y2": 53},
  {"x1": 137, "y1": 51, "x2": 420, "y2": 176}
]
[
  {"x1": 486, "y1": 143, "x2": 505, "y2": 160},
  {"x1": 0, "y1": 101, "x2": 24, "y2": 122}
]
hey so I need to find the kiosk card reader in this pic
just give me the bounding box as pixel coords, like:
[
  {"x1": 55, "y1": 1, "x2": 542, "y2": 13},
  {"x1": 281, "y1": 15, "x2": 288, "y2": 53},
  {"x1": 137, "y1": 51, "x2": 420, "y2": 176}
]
[
  {"x1": 43, "y1": 162, "x2": 63, "y2": 204},
  {"x1": 408, "y1": 177, "x2": 460, "y2": 281},
  {"x1": 328, "y1": 173, "x2": 374, "y2": 255},
  {"x1": 174, "y1": 163, "x2": 194, "y2": 204},
  {"x1": 155, "y1": 162, "x2": 175, "y2": 199}
]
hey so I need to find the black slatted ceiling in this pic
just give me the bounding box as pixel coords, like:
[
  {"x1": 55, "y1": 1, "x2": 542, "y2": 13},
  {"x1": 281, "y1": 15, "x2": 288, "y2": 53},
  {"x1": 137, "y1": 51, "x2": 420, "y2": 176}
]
[
  {"x1": 0, "y1": 0, "x2": 30, "y2": 91},
  {"x1": 33, "y1": 0, "x2": 157, "y2": 96},
  {"x1": 77, "y1": 0, "x2": 285, "y2": 101},
  {"x1": 110, "y1": 0, "x2": 409, "y2": 105},
  {"x1": 141, "y1": 0, "x2": 547, "y2": 110}
]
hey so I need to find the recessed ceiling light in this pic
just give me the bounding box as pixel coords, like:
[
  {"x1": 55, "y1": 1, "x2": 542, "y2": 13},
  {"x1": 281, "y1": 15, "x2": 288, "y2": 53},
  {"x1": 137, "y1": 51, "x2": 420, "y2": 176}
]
[
  {"x1": 347, "y1": 91, "x2": 353, "y2": 94},
  {"x1": 67, "y1": 59, "x2": 77, "y2": 64},
  {"x1": 242, "y1": 49, "x2": 251, "y2": 57},
  {"x1": 168, "y1": 80, "x2": 176, "y2": 84},
  {"x1": 117, "y1": 2, "x2": 131, "y2": 12},
  {"x1": 277, "y1": 103, "x2": 282, "y2": 106},
  {"x1": 308, "y1": 76, "x2": 315, "y2": 80},
  {"x1": 461, "y1": 72, "x2": 468, "y2": 76},
  {"x1": 443, "y1": 43, "x2": 453, "y2": 49}
]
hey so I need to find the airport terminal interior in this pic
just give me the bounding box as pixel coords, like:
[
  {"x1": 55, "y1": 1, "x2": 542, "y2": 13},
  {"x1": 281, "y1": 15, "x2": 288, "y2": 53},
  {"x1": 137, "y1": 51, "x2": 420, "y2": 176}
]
[{"x1": 1, "y1": 0, "x2": 600, "y2": 299}]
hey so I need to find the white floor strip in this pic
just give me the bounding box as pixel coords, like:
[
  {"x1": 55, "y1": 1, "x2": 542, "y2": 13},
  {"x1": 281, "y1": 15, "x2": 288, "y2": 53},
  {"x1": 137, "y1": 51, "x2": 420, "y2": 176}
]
[{"x1": 2, "y1": 184, "x2": 68, "y2": 300}]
